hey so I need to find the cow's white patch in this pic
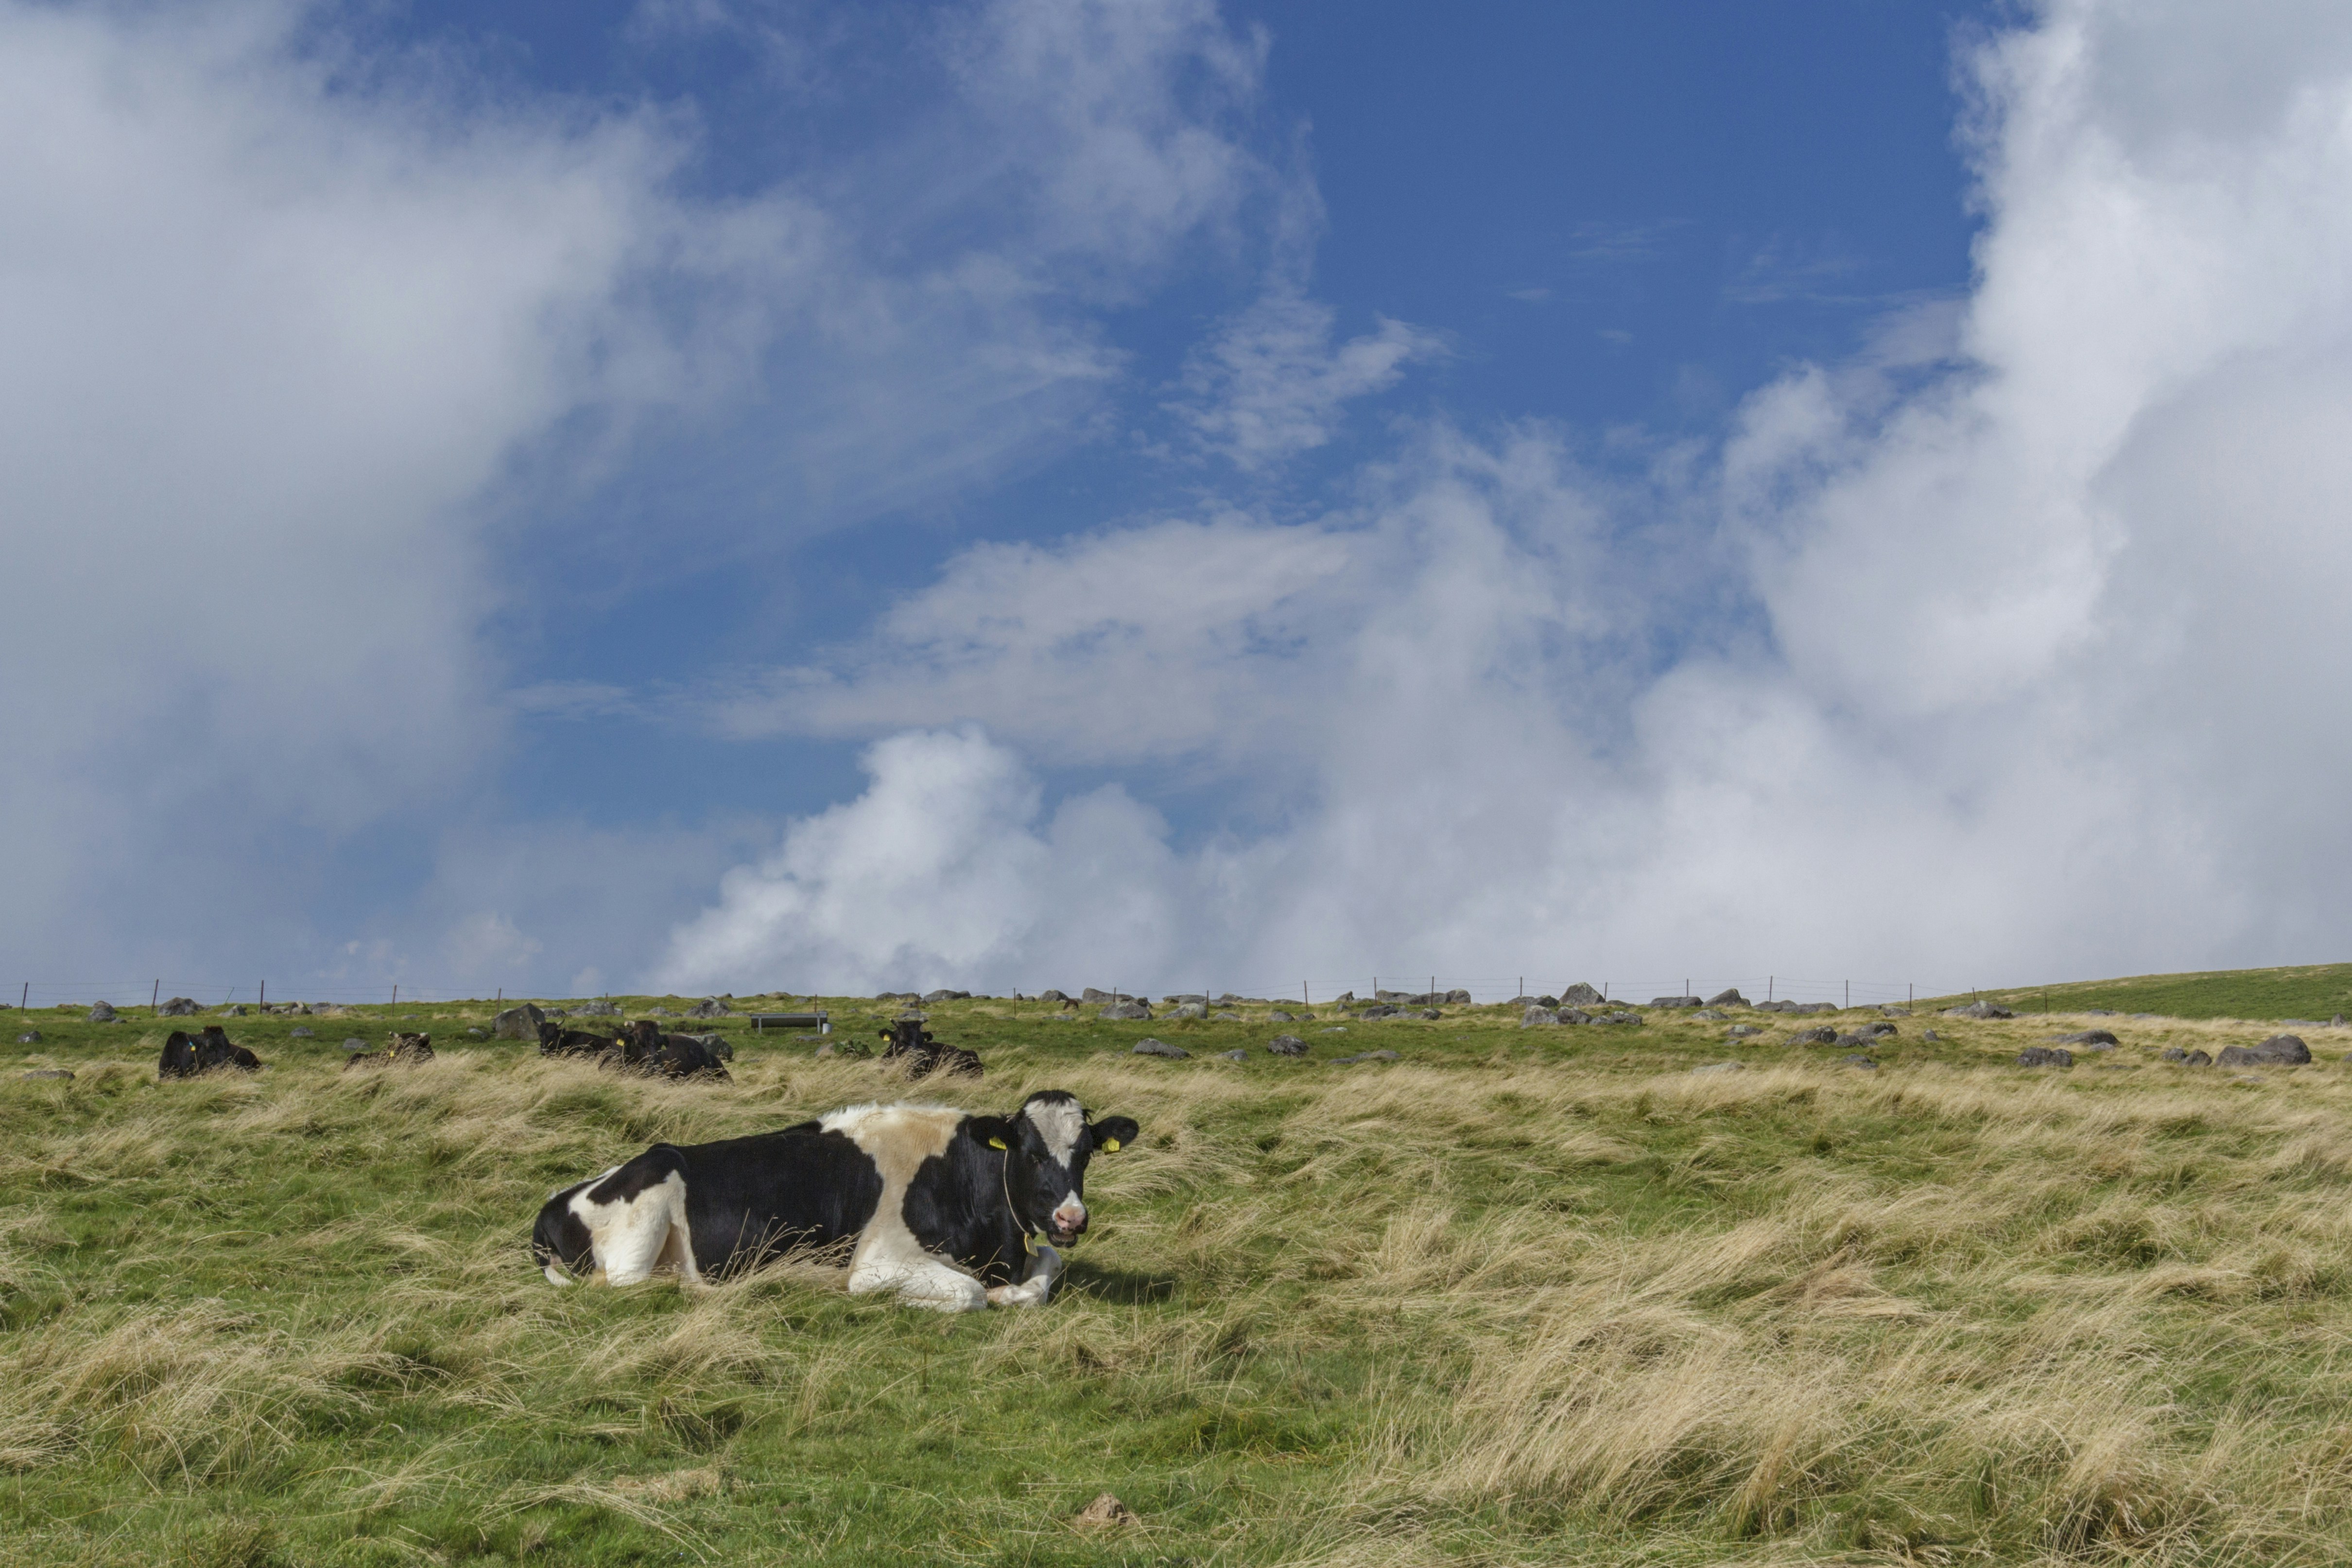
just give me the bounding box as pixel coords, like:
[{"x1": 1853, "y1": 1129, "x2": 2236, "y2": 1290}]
[
  {"x1": 827, "y1": 1103, "x2": 989, "y2": 1312},
  {"x1": 568, "y1": 1168, "x2": 696, "y2": 1287},
  {"x1": 1023, "y1": 1096, "x2": 1086, "y2": 1167}
]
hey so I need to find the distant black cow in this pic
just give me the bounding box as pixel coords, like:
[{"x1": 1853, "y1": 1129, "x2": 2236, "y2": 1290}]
[
  {"x1": 878, "y1": 1018, "x2": 982, "y2": 1079},
  {"x1": 538, "y1": 1020, "x2": 619, "y2": 1058},
  {"x1": 158, "y1": 1025, "x2": 263, "y2": 1079},
  {"x1": 345, "y1": 1033, "x2": 433, "y2": 1071},
  {"x1": 532, "y1": 1090, "x2": 1138, "y2": 1310},
  {"x1": 593, "y1": 1019, "x2": 731, "y2": 1081}
]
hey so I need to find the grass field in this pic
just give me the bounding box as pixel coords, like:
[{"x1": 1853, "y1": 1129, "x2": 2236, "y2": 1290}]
[
  {"x1": 7, "y1": 983, "x2": 2352, "y2": 1565},
  {"x1": 1923, "y1": 962, "x2": 2352, "y2": 1022}
]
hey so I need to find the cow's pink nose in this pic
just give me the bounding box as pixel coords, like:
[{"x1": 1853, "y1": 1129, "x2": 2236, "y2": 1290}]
[{"x1": 1051, "y1": 1204, "x2": 1088, "y2": 1237}]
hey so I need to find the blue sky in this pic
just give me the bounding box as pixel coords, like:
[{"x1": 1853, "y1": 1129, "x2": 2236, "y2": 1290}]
[{"x1": 9, "y1": 0, "x2": 2352, "y2": 1003}]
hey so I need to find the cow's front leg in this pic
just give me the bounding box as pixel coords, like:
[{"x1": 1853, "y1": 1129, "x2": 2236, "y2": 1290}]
[
  {"x1": 848, "y1": 1252, "x2": 988, "y2": 1312},
  {"x1": 986, "y1": 1242, "x2": 1061, "y2": 1308}
]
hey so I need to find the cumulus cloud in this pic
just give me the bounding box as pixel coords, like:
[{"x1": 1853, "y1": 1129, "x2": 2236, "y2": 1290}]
[
  {"x1": 661, "y1": 0, "x2": 2352, "y2": 996},
  {"x1": 0, "y1": 0, "x2": 1285, "y2": 991}
]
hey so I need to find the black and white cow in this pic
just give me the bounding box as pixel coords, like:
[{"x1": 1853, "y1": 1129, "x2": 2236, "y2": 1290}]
[{"x1": 531, "y1": 1091, "x2": 1138, "y2": 1310}]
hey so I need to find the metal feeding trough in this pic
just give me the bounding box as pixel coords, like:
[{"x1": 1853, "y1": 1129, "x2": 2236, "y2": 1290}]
[{"x1": 750, "y1": 1012, "x2": 830, "y2": 1034}]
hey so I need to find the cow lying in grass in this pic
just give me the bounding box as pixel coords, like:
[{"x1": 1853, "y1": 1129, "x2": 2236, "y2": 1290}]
[
  {"x1": 531, "y1": 1091, "x2": 1138, "y2": 1311},
  {"x1": 537, "y1": 1018, "x2": 730, "y2": 1080},
  {"x1": 158, "y1": 1026, "x2": 263, "y2": 1078}
]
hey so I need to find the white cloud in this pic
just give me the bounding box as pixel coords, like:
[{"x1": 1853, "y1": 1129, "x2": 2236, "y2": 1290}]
[
  {"x1": 1167, "y1": 287, "x2": 1441, "y2": 470},
  {"x1": 0, "y1": 0, "x2": 1286, "y2": 990},
  {"x1": 662, "y1": 0, "x2": 2352, "y2": 996}
]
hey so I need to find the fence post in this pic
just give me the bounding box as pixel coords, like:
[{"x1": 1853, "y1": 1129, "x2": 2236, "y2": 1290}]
[
  {"x1": 1845, "y1": 980, "x2": 1849, "y2": 1009},
  {"x1": 259, "y1": 979, "x2": 265, "y2": 1009},
  {"x1": 151, "y1": 980, "x2": 159, "y2": 1013},
  {"x1": 18, "y1": 983, "x2": 25, "y2": 1011},
  {"x1": 392, "y1": 984, "x2": 398, "y2": 1008}
]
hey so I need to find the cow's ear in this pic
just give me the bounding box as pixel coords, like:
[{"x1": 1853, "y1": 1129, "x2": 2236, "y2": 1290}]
[
  {"x1": 967, "y1": 1114, "x2": 1020, "y2": 1153},
  {"x1": 1090, "y1": 1115, "x2": 1140, "y2": 1154}
]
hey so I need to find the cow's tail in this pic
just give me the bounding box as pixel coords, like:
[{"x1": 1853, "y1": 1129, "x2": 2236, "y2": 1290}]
[{"x1": 532, "y1": 1187, "x2": 589, "y2": 1287}]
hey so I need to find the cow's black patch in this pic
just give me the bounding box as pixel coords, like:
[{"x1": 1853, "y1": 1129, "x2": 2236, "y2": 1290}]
[{"x1": 531, "y1": 1179, "x2": 597, "y2": 1277}]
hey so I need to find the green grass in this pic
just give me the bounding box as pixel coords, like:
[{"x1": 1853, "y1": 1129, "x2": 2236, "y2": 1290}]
[
  {"x1": 1924, "y1": 961, "x2": 2352, "y2": 1022},
  {"x1": 6, "y1": 991, "x2": 2352, "y2": 1564}
]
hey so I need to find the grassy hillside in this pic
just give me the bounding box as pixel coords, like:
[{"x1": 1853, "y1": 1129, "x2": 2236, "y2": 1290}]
[
  {"x1": 7, "y1": 994, "x2": 2352, "y2": 1564},
  {"x1": 1924, "y1": 961, "x2": 2352, "y2": 1022}
]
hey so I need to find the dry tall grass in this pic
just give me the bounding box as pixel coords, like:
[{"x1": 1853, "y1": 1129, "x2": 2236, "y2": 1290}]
[{"x1": 5, "y1": 1031, "x2": 2352, "y2": 1563}]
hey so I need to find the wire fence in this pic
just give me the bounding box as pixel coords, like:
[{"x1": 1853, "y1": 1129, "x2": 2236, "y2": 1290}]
[{"x1": 6, "y1": 973, "x2": 1955, "y2": 1013}]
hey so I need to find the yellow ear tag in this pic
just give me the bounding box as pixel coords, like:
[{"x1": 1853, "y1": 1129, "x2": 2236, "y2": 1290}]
[
  {"x1": 1102, "y1": 1138, "x2": 1121, "y2": 1153},
  {"x1": 988, "y1": 1137, "x2": 1007, "y2": 1150}
]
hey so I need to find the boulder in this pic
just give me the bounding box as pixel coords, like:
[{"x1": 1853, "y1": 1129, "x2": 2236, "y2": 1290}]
[
  {"x1": 1266, "y1": 1034, "x2": 1308, "y2": 1057},
  {"x1": 1332, "y1": 991, "x2": 1356, "y2": 1005},
  {"x1": 1038, "y1": 990, "x2": 1069, "y2": 1003},
  {"x1": 2161, "y1": 1047, "x2": 2189, "y2": 1062},
  {"x1": 1691, "y1": 1061, "x2": 1743, "y2": 1075},
  {"x1": 1132, "y1": 1038, "x2": 1188, "y2": 1059},
  {"x1": 1559, "y1": 983, "x2": 1603, "y2": 1006},
  {"x1": 1753, "y1": 1000, "x2": 1799, "y2": 1014},
  {"x1": 1843, "y1": 1056, "x2": 1879, "y2": 1071},
  {"x1": 87, "y1": 1002, "x2": 118, "y2": 1023},
  {"x1": 921, "y1": 989, "x2": 970, "y2": 1004},
  {"x1": 1727, "y1": 1024, "x2": 1761, "y2": 1038},
  {"x1": 1694, "y1": 1009, "x2": 1725, "y2": 1021},
  {"x1": 1792, "y1": 1002, "x2": 1839, "y2": 1016},
  {"x1": 1921, "y1": 1030, "x2": 1941, "y2": 1042},
  {"x1": 685, "y1": 997, "x2": 738, "y2": 1018},
  {"x1": 1332, "y1": 1050, "x2": 1401, "y2": 1064},
  {"x1": 1218, "y1": 1049, "x2": 1247, "y2": 1062},
  {"x1": 2057, "y1": 1029, "x2": 2120, "y2": 1047},
  {"x1": 572, "y1": 999, "x2": 621, "y2": 1017},
  {"x1": 1860, "y1": 1021, "x2": 1899, "y2": 1038},
  {"x1": 1879, "y1": 1006, "x2": 1912, "y2": 1018},
  {"x1": 1520, "y1": 1007, "x2": 1560, "y2": 1028},
  {"x1": 157, "y1": 997, "x2": 198, "y2": 1017},
  {"x1": 1357, "y1": 1005, "x2": 1400, "y2": 1019},
  {"x1": 218, "y1": 1005, "x2": 248, "y2": 1017},
  {"x1": 1649, "y1": 995, "x2": 1703, "y2": 1009},
  {"x1": 1213, "y1": 1011, "x2": 1242, "y2": 1022},
  {"x1": 1705, "y1": 988, "x2": 1749, "y2": 1008},
  {"x1": 1098, "y1": 1001, "x2": 1151, "y2": 1021},
  {"x1": 1444, "y1": 989, "x2": 1472, "y2": 1004},
  {"x1": 1559, "y1": 1008, "x2": 1592, "y2": 1024},
  {"x1": 1165, "y1": 994, "x2": 1208, "y2": 1006},
  {"x1": 344, "y1": 1033, "x2": 434, "y2": 1071},
  {"x1": 491, "y1": 1003, "x2": 546, "y2": 1040},
  {"x1": 1267, "y1": 1010, "x2": 1295, "y2": 1023},
  {"x1": 2219, "y1": 1034, "x2": 2311, "y2": 1067},
  {"x1": 1944, "y1": 1000, "x2": 2015, "y2": 1020},
  {"x1": 1081, "y1": 988, "x2": 1112, "y2": 1003},
  {"x1": 1599, "y1": 1011, "x2": 1643, "y2": 1026},
  {"x1": 1168, "y1": 1003, "x2": 1209, "y2": 1020},
  {"x1": 1791, "y1": 1026, "x2": 1838, "y2": 1046},
  {"x1": 2016, "y1": 1046, "x2": 2073, "y2": 1067}
]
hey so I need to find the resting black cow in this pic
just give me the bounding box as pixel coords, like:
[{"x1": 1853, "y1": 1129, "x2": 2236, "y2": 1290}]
[
  {"x1": 531, "y1": 1091, "x2": 1137, "y2": 1311},
  {"x1": 158, "y1": 1025, "x2": 263, "y2": 1079},
  {"x1": 605, "y1": 1018, "x2": 730, "y2": 1080},
  {"x1": 538, "y1": 1020, "x2": 619, "y2": 1058},
  {"x1": 878, "y1": 1018, "x2": 981, "y2": 1079}
]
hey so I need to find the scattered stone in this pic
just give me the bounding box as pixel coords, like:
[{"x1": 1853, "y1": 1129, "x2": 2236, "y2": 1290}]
[
  {"x1": 87, "y1": 1002, "x2": 118, "y2": 1023},
  {"x1": 290, "y1": 1027, "x2": 313, "y2": 1038},
  {"x1": 1332, "y1": 991, "x2": 1356, "y2": 1005},
  {"x1": 1332, "y1": 1050, "x2": 1401, "y2": 1064},
  {"x1": 2161, "y1": 1046, "x2": 2187, "y2": 1062},
  {"x1": 572, "y1": 999, "x2": 621, "y2": 1017},
  {"x1": 1860, "y1": 1021, "x2": 1898, "y2": 1038},
  {"x1": 1357, "y1": 1005, "x2": 1400, "y2": 1020},
  {"x1": 21, "y1": 1068, "x2": 72, "y2": 1081},
  {"x1": 218, "y1": 1005, "x2": 248, "y2": 1016},
  {"x1": 1792, "y1": 1002, "x2": 1839, "y2": 1016},
  {"x1": 1705, "y1": 988, "x2": 1749, "y2": 1008},
  {"x1": 2016, "y1": 1046, "x2": 2073, "y2": 1068},
  {"x1": 491, "y1": 1003, "x2": 546, "y2": 1040},
  {"x1": 1268, "y1": 1010, "x2": 1295, "y2": 1023},
  {"x1": 920, "y1": 989, "x2": 971, "y2": 1004},
  {"x1": 1843, "y1": 1055, "x2": 1879, "y2": 1070},
  {"x1": 1691, "y1": 1061, "x2": 1744, "y2": 1075},
  {"x1": 1559, "y1": 1008, "x2": 1592, "y2": 1024},
  {"x1": 1693, "y1": 1009, "x2": 1725, "y2": 1021},
  {"x1": 1559, "y1": 983, "x2": 1603, "y2": 1006},
  {"x1": 1074, "y1": 1493, "x2": 1138, "y2": 1530},
  {"x1": 1098, "y1": 1001, "x2": 1151, "y2": 1021},
  {"x1": 1792, "y1": 1026, "x2": 1838, "y2": 1046},
  {"x1": 1166, "y1": 994, "x2": 1208, "y2": 1006},
  {"x1": 1879, "y1": 1006, "x2": 1912, "y2": 1017},
  {"x1": 1521, "y1": 1007, "x2": 1559, "y2": 1028},
  {"x1": 2183, "y1": 1049, "x2": 2213, "y2": 1066},
  {"x1": 157, "y1": 996, "x2": 198, "y2": 1017},
  {"x1": 685, "y1": 997, "x2": 739, "y2": 1018},
  {"x1": 1944, "y1": 1000, "x2": 2015, "y2": 1020},
  {"x1": 16, "y1": 1030, "x2": 40, "y2": 1044},
  {"x1": 1444, "y1": 989, "x2": 1472, "y2": 1004},
  {"x1": 1266, "y1": 1034, "x2": 1308, "y2": 1057},
  {"x1": 1132, "y1": 1038, "x2": 1188, "y2": 1059},
  {"x1": 467, "y1": 1027, "x2": 485, "y2": 1037},
  {"x1": 1081, "y1": 988, "x2": 1113, "y2": 1003},
  {"x1": 2057, "y1": 1029, "x2": 2120, "y2": 1047},
  {"x1": 1039, "y1": 990, "x2": 1070, "y2": 1003},
  {"x1": 1597, "y1": 1011, "x2": 1643, "y2": 1026},
  {"x1": 2218, "y1": 1034, "x2": 2311, "y2": 1067},
  {"x1": 1213, "y1": 1010, "x2": 1242, "y2": 1022},
  {"x1": 1831, "y1": 1033, "x2": 1874, "y2": 1049},
  {"x1": 1649, "y1": 995, "x2": 1703, "y2": 1009},
  {"x1": 1168, "y1": 1003, "x2": 1209, "y2": 1020},
  {"x1": 1727, "y1": 1024, "x2": 1761, "y2": 1038},
  {"x1": 1922, "y1": 1030, "x2": 1941, "y2": 1042},
  {"x1": 1218, "y1": 1049, "x2": 1246, "y2": 1061},
  {"x1": 345, "y1": 1033, "x2": 434, "y2": 1071},
  {"x1": 1753, "y1": 1000, "x2": 1799, "y2": 1013}
]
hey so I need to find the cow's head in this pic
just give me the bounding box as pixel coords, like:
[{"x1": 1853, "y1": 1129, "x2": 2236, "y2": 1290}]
[{"x1": 969, "y1": 1090, "x2": 1139, "y2": 1247}]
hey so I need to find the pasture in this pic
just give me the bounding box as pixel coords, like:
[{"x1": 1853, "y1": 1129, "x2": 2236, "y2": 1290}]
[{"x1": 8, "y1": 992, "x2": 2352, "y2": 1565}]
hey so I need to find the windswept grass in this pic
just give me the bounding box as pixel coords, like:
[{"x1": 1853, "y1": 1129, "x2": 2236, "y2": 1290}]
[{"x1": 5, "y1": 994, "x2": 2352, "y2": 1562}]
